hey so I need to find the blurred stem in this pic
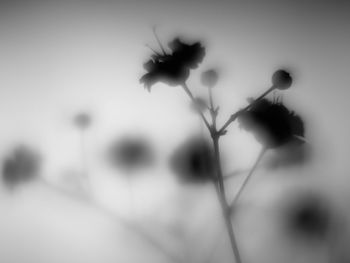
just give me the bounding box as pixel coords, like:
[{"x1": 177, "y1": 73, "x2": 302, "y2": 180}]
[
  {"x1": 219, "y1": 86, "x2": 276, "y2": 134},
  {"x1": 182, "y1": 83, "x2": 211, "y2": 130},
  {"x1": 207, "y1": 86, "x2": 217, "y2": 129},
  {"x1": 127, "y1": 174, "x2": 135, "y2": 217},
  {"x1": 229, "y1": 147, "x2": 266, "y2": 212},
  {"x1": 80, "y1": 130, "x2": 88, "y2": 178},
  {"x1": 39, "y1": 177, "x2": 182, "y2": 263}
]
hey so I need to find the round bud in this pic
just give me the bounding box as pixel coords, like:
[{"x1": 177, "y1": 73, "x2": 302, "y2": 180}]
[{"x1": 272, "y1": 69, "x2": 292, "y2": 90}]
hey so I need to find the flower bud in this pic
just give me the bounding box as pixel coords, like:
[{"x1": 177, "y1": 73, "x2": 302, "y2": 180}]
[
  {"x1": 201, "y1": 69, "x2": 219, "y2": 88},
  {"x1": 272, "y1": 70, "x2": 292, "y2": 90}
]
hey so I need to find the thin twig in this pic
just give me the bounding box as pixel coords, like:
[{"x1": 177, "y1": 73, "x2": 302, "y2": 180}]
[
  {"x1": 182, "y1": 83, "x2": 211, "y2": 130},
  {"x1": 182, "y1": 81, "x2": 242, "y2": 263},
  {"x1": 39, "y1": 178, "x2": 183, "y2": 263},
  {"x1": 229, "y1": 147, "x2": 266, "y2": 211},
  {"x1": 213, "y1": 137, "x2": 242, "y2": 263},
  {"x1": 152, "y1": 26, "x2": 167, "y2": 56},
  {"x1": 218, "y1": 86, "x2": 276, "y2": 134}
]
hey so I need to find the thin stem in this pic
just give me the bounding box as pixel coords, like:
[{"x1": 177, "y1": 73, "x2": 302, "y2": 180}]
[
  {"x1": 79, "y1": 129, "x2": 91, "y2": 191},
  {"x1": 207, "y1": 87, "x2": 217, "y2": 128},
  {"x1": 208, "y1": 87, "x2": 214, "y2": 110},
  {"x1": 182, "y1": 83, "x2": 211, "y2": 130},
  {"x1": 127, "y1": 174, "x2": 135, "y2": 217},
  {"x1": 219, "y1": 86, "x2": 276, "y2": 134},
  {"x1": 152, "y1": 26, "x2": 167, "y2": 56},
  {"x1": 182, "y1": 81, "x2": 242, "y2": 262},
  {"x1": 230, "y1": 148, "x2": 266, "y2": 211},
  {"x1": 39, "y1": 177, "x2": 182, "y2": 263},
  {"x1": 213, "y1": 137, "x2": 242, "y2": 263}
]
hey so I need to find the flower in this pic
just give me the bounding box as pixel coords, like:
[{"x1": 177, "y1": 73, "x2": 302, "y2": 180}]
[
  {"x1": 140, "y1": 38, "x2": 205, "y2": 91},
  {"x1": 106, "y1": 136, "x2": 154, "y2": 172},
  {"x1": 74, "y1": 112, "x2": 91, "y2": 130},
  {"x1": 170, "y1": 136, "x2": 215, "y2": 183},
  {"x1": 2, "y1": 145, "x2": 41, "y2": 187},
  {"x1": 238, "y1": 99, "x2": 305, "y2": 148},
  {"x1": 201, "y1": 69, "x2": 219, "y2": 88},
  {"x1": 272, "y1": 69, "x2": 293, "y2": 90}
]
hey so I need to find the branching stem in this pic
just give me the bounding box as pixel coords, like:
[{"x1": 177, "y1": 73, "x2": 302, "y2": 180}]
[
  {"x1": 186, "y1": 82, "x2": 242, "y2": 263},
  {"x1": 229, "y1": 147, "x2": 266, "y2": 211},
  {"x1": 219, "y1": 86, "x2": 276, "y2": 134},
  {"x1": 182, "y1": 83, "x2": 211, "y2": 130}
]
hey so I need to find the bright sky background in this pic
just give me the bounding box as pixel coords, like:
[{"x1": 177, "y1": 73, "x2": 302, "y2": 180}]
[{"x1": 0, "y1": 1, "x2": 350, "y2": 262}]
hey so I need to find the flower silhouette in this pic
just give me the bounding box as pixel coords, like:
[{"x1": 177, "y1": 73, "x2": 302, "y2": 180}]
[
  {"x1": 170, "y1": 136, "x2": 215, "y2": 183},
  {"x1": 140, "y1": 38, "x2": 205, "y2": 91},
  {"x1": 2, "y1": 145, "x2": 41, "y2": 187},
  {"x1": 238, "y1": 99, "x2": 305, "y2": 148}
]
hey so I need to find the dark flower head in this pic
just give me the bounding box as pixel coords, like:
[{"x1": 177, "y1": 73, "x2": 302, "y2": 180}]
[
  {"x1": 283, "y1": 192, "x2": 332, "y2": 241},
  {"x1": 272, "y1": 69, "x2": 293, "y2": 90},
  {"x1": 140, "y1": 37, "x2": 205, "y2": 91},
  {"x1": 201, "y1": 69, "x2": 219, "y2": 88},
  {"x1": 2, "y1": 145, "x2": 41, "y2": 188},
  {"x1": 74, "y1": 112, "x2": 91, "y2": 129},
  {"x1": 168, "y1": 38, "x2": 205, "y2": 69},
  {"x1": 170, "y1": 137, "x2": 215, "y2": 184},
  {"x1": 238, "y1": 99, "x2": 305, "y2": 148},
  {"x1": 106, "y1": 137, "x2": 154, "y2": 172}
]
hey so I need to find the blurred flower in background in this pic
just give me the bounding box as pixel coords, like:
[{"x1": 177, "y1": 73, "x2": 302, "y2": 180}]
[
  {"x1": 170, "y1": 136, "x2": 215, "y2": 184},
  {"x1": 280, "y1": 191, "x2": 335, "y2": 252},
  {"x1": 73, "y1": 112, "x2": 92, "y2": 130},
  {"x1": 190, "y1": 97, "x2": 208, "y2": 113},
  {"x1": 106, "y1": 136, "x2": 155, "y2": 173},
  {"x1": 2, "y1": 145, "x2": 41, "y2": 188},
  {"x1": 262, "y1": 140, "x2": 312, "y2": 170}
]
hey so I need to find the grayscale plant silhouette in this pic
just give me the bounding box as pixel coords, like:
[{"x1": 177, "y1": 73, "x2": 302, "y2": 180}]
[
  {"x1": 73, "y1": 112, "x2": 92, "y2": 189},
  {"x1": 2, "y1": 28, "x2": 335, "y2": 263},
  {"x1": 140, "y1": 32, "x2": 309, "y2": 263}
]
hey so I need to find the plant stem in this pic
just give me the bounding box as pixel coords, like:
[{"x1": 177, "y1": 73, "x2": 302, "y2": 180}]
[
  {"x1": 182, "y1": 83, "x2": 211, "y2": 130},
  {"x1": 208, "y1": 87, "x2": 217, "y2": 127},
  {"x1": 230, "y1": 147, "x2": 266, "y2": 211},
  {"x1": 206, "y1": 84, "x2": 242, "y2": 263},
  {"x1": 219, "y1": 86, "x2": 276, "y2": 134},
  {"x1": 182, "y1": 82, "x2": 242, "y2": 262},
  {"x1": 213, "y1": 137, "x2": 242, "y2": 263},
  {"x1": 127, "y1": 173, "x2": 135, "y2": 217},
  {"x1": 79, "y1": 129, "x2": 92, "y2": 191}
]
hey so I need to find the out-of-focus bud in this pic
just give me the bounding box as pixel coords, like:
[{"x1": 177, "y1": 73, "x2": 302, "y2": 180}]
[
  {"x1": 201, "y1": 69, "x2": 219, "y2": 88},
  {"x1": 73, "y1": 112, "x2": 91, "y2": 130},
  {"x1": 191, "y1": 97, "x2": 208, "y2": 113},
  {"x1": 106, "y1": 136, "x2": 154, "y2": 173},
  {"x1": 272, "y1": 69, "x2": 292, "y2": 90}
]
